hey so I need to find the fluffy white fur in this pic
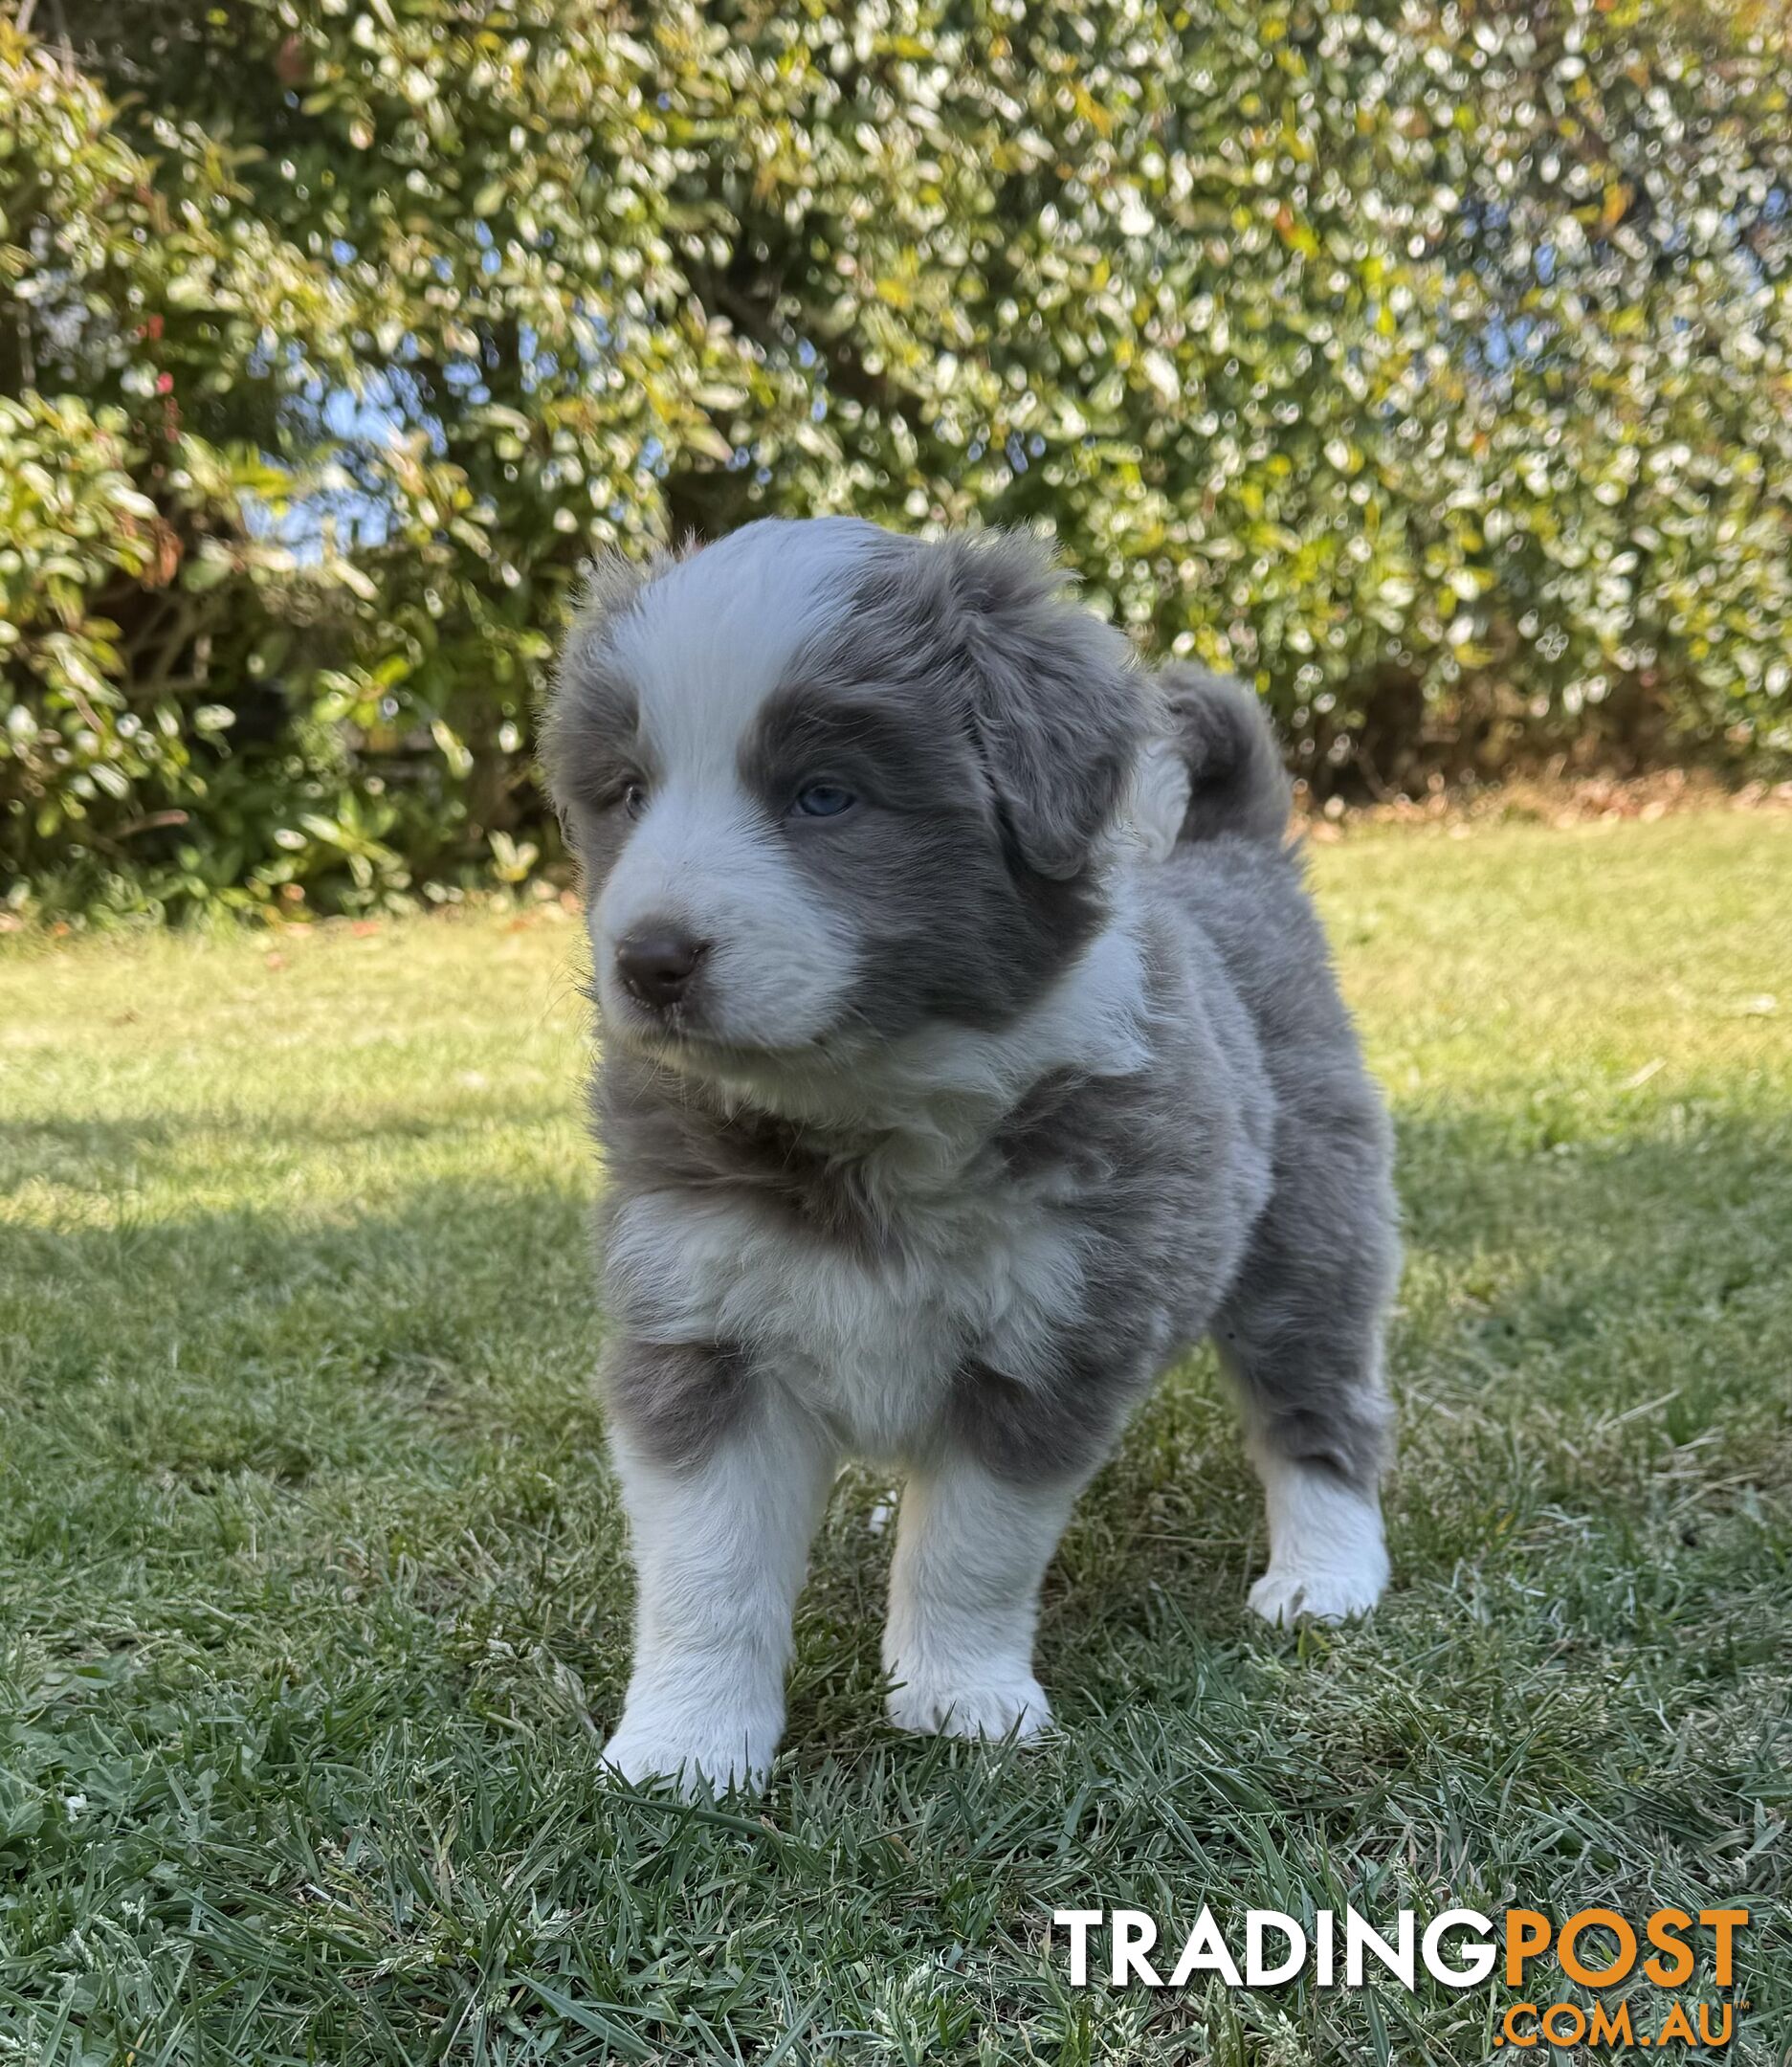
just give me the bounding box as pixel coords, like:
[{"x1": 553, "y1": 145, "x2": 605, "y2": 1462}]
[
  {"x1": 588, "y1": 525, "x2": 879, "y2": 1053},
  {"x1": 601, "y1": 908, "x2": 1148, "y2": 1461},
  {"x1": 883, "y1": 1454, "x2": 1086, "y2": 1740},
  {"x1": 604, "y1": 518, "x2": 886, "y2": 770},
  {"x1": 1247, "y1": 1442, "x2": 1391, "y2": 1626},
  {"x1": 595, "y1": 783, "x2": 861, "y2": 1051},
  {"x1": 602, "y1": 1405, "x2": 837, "y2": 1790}
]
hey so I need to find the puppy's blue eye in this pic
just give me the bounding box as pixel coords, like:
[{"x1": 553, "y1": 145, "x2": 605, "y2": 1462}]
[
  {"x1": 623, "y1": 781, "x2": 649, "y2": 820},
  {"x1": 791, "y1": 782, "x2": 857, "y2": 819}
]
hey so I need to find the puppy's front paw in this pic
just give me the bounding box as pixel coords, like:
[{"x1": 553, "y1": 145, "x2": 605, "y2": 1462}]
[
  {"x1": 1250, "y1": 1463, "x2": 1390, "y2": 1627},
  {"x1": 886, "y1": 1662, "x2": 1051, "y2": 1743},
  {"x1": 601, "y1": 1701, "x2": 776, "y2": 1795},
  {"x1": 1248, "y1": 1544, "x2": 1389, "y2": 1627}
]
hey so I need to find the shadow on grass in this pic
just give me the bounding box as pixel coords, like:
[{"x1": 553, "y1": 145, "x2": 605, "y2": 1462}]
[
  {"x1": 11, "y1": 1096, "x2": 1783, "y2": 1285},
  {"x1": 5, "y1": 1100, "x2": 1788, "y2": 2067},
  {"x1": 0, "y1": 1104, "x2": 577, "y2": 1196},
  {"x1": 6, "y1": 1099, "x2": 1787, "y2": 1705}
]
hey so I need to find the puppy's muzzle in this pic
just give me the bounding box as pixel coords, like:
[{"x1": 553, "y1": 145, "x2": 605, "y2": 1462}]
[{"x1": 616, "y1": 927, "x2": 708, "y2": 1011}]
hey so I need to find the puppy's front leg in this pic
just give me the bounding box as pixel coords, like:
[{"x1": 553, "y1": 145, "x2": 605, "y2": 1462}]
[
  {"x1": 883, "y1": 1449, "x2": 1082, "y2": 1743},
  {"x1": 602, "y1": 1348, "x2": 835, "y2": 1794}
]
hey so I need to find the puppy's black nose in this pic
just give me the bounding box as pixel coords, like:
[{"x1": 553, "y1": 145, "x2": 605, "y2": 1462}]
[{"x1": 615, "y1": 928, "x2": 706, "y2": 1010}]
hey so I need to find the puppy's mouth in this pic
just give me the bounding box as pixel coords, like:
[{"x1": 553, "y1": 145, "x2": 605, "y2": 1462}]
[{"x1": 599, "y1": 989, "x2": 843, "y2": 1072}]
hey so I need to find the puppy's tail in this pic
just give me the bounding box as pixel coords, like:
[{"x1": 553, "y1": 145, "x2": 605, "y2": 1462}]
[{"x1": 1156, "y1": 663, "x2": 1294, "y2": 847}]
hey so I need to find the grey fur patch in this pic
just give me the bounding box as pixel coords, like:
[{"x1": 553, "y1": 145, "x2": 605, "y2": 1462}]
[
  {"x1": 594, "y1": 1047, "x2": 892, "y2": 1258},
  {"x1": 600, "y1": 1333, "x2": 757, "y2": 1471},
  {"x1": 945, "y1": 913, "x2": 1274, "y2": 1479},
  {"x1": 539, "y1": 553, "x2": 657, "y2": 794},
  {"x1": 942, "y1": 839, "x2": 1401, "y2": 1489},
  {"x1": 753, "y1": 527, "x2": 1149, "y2": 1032},
  {"x1": 808, "y1": 529, "x2": 1145, "y2": 880},
  {"x1": 1179, "y1": 835, "x2": 1401, "y2": 1490},
  {"x1": 550, "y1": 522, "x2": 1400, "y2": 1500},
  {"x1": 740, "y1": 671, "x2": 1103, "y2": 1036},
  {"x1": 538, "y1": 552, "x2": 664, "y2": 885},
  {"x1": 947, "y1": 1353, "x2": 1134, "y2": 1483}
]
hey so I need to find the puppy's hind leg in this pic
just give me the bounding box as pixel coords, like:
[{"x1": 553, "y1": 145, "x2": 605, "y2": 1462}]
[{"x1": 1216, "y1": 1161, "x2": 1400, "y2": 1627}]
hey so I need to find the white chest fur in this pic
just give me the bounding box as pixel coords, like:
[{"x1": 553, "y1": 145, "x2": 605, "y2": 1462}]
[
  {"x1": 604, "y1": 1166, "x2": 1087, "y2": 1459},
  {"x1": 602, "y1": 895, "x2": 1159, "y2": 1460}
]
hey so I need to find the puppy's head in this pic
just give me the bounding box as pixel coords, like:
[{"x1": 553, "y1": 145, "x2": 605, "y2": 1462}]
[{"x1": 542, "y1": 519, "x2": 1142, "y2": 1073}]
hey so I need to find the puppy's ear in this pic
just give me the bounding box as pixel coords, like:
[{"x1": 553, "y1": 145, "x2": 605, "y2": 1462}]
[{"x1": 942, "y1": 531, "x2": 1143, "y2": 879}]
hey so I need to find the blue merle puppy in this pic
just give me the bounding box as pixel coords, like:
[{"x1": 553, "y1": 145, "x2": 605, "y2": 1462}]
[{"x1": 542, "y1": 518, "x2": 1399, "y2": 1792}]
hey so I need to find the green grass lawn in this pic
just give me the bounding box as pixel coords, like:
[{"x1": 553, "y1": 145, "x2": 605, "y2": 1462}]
[{"x1": 3, "y1": 811, "x2": 1788, "y2": 2064}]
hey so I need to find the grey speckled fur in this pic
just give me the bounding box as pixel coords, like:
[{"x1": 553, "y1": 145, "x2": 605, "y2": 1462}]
[
  {"x1": 945, "y1": 837, "x2": 1397, "y2": 1488},
  {"x1": 542, "y1": 521, "x2": 1400, "y2": 1783},
  {"x1": 544, "y1": 529, "x2": 1397, "y2": 1497}
]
